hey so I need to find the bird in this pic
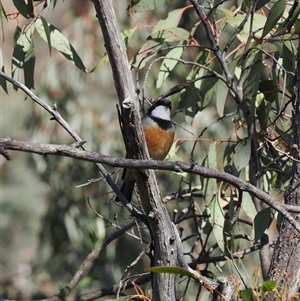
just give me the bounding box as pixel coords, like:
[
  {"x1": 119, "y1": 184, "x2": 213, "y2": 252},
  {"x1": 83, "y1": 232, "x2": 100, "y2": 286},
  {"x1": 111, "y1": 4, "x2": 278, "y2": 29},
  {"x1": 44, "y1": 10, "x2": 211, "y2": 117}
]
[{"x1": 115, "y1": 98, "x2": 175, "y2": 203}]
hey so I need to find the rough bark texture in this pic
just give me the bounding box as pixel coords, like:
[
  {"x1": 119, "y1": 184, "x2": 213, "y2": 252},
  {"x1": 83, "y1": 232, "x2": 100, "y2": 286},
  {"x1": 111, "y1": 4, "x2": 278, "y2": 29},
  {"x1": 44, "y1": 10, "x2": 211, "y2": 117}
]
[
  {"x1": 92, "y1": 1, "x2": 177, "y2": 301},
  {"x1": 265, "y1": 36, "x2": 300, "y2": 300}
]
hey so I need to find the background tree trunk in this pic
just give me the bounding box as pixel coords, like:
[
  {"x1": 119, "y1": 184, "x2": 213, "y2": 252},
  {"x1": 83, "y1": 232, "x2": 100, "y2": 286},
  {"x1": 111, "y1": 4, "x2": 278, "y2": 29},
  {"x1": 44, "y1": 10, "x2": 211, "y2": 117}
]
[{"x1": 265, "y1": 35, "x2": 300, "y2": 301}]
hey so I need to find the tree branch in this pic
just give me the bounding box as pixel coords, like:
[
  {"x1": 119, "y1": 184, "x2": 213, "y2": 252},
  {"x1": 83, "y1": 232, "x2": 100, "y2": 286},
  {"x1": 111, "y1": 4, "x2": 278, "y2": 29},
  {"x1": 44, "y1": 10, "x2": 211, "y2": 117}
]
[
  {"x1": 1, "y1": 137, "x2": 300, "y2": 232},
  {"x1": 0, "y1": 70, "x2": 143, "y2": 216}
]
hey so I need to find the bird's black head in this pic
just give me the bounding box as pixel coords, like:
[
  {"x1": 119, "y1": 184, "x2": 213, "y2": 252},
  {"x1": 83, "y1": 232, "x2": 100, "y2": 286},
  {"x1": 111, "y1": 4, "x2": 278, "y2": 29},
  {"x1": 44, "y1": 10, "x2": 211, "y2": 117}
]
[{"x1": 147, "y1": 98, "x2": 172, "y2": 114}]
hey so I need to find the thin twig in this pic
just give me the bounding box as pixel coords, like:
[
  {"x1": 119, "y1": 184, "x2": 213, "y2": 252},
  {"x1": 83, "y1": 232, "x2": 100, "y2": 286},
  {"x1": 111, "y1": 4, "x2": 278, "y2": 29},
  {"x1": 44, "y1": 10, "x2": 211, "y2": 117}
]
[{"x1": 0, "y1": 70, "x2": 147, "y2": 221}]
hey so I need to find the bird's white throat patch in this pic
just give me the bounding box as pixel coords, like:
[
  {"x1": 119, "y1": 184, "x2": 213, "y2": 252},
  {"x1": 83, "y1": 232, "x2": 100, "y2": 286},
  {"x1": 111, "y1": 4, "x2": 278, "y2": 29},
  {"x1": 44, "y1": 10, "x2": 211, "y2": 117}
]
[{"x1": 150, "y1": 105, "x2": 171, "y2": 121}]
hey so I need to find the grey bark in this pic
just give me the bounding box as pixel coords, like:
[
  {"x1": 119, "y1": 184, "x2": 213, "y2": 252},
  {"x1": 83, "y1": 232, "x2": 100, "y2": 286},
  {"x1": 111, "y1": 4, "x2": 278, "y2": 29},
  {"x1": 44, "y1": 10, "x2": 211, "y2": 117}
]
[
  {"x1": 265, "y1": 36, "x2": 300, "y2": 300},
  {"x1": 92, "y1": 1, "x2": 177, "y2": 301}
]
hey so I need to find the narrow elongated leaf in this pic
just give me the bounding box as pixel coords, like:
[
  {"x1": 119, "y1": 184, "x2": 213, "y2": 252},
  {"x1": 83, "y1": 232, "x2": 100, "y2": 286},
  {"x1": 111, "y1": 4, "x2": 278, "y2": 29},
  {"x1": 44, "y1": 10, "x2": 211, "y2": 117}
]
[
  {"x1": 39, "y1": 16, "x2": 51, "y2": 54},
  {"x1": 151, "y1": 27, "x2": 191, "y2": 43},
  {"x1": 154, "y1": 7, "x2": 189, "y2": 30},
  {"x1": 132, "y1": 7, "x2": 190, "y2": 69},
  {"x1": 253, "y1": 208, "x2": 272, "y2": 242},
  {"x1": 285, "y1": 2, "x2": 300, "y2": 32},
  {"x1": 199, "y1": 77, "x2": 218, "y2": 109},
  {"x1": 256, "y1": 98, "x2": 270, "y2": 131},
  {"x1": 90, "y1": 52, "x2": 109, "y2": 73},
  {"x1": 0, "y1": 50, "x2": 8, "y2": 94},
  {"x1": 121, "y1": 28, "x2": 136, "y2": 48},
  {"x1": 282, "y1": 43, "x2": 296, "y2": 95},
  {"x1": 202, "y1": 168, "x2": 217, "y2": 207},
  {"x1": 23, "y1": 48, "x2": 35, "y2": 89},
  {"x1": 203, "y1": 143, "x2": 218, "y2": 205},
  {"x1": 156, "y1": 47, "x2": 183, "y2": 89},
  {"x1": 0, "y1": 1, "x2": 7, "y2": 21},
  {"x1": 11, "y1": 24, "x2": 35, "y2": 90},
  {"x1": 35, "y1": 18, "x2": 87, "y2": 72},
  {"x1": 255, "y1": 0, "x2": 270, "y2": 10},
  {"x1": 133, "y1": 0, "x2": 165, "y2": 12},
  {"x1": 187, "y1": 51, "x2": 210, "y2": 81},
  {"x1": 216, "y1": 80, "x2": 228, "y2": 117},
  {"x1": 243, "y1": 51, "x2": 263, "y2": 99},
  {"x1": 211, "y1": 193, "x2": 225, "y2": 252},
  {"x1": 219, "y1": 9, "x2": 266, "y2": 41},
  {"x1": 12, "y1": 0, "x2": 34, "y2": 18},
  {"x1": 233, "y1": 138, "x2": 251, "y2": 171},
  {"x1": 208, "y1": 142, "x2": 224, "y2": 252},
  {"x1": 262, "y1": 0, "x2": 285, "y2": 37},
  {"x1": 208, "y1": 141, "x2": 218, "y2": 169},
  {"x1": 241, "y1": 192, "x2": 257, "y2": 221},
  {"x1": 295, "y1": 19, "x2": 300, "y2": 33},
  {"x1": 178, "y1": 85, "x2": 200, "y2": 118},
  {"x1": 131, "y1": 39, "x2": 162, "y2": 69}
]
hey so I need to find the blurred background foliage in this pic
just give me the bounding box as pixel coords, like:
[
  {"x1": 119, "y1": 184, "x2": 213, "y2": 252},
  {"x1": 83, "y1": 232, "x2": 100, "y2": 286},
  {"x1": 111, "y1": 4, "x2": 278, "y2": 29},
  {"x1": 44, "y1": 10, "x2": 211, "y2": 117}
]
[{"x1": 1, "y1": 0, "x2": 297, "y2": 300}]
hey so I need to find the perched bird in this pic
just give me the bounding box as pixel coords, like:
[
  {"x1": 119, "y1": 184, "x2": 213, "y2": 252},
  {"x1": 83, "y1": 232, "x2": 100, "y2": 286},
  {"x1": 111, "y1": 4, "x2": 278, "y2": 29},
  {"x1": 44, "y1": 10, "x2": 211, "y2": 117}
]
[{"x1": 115, "y1": 98, "x2": 175, "y2": 203}]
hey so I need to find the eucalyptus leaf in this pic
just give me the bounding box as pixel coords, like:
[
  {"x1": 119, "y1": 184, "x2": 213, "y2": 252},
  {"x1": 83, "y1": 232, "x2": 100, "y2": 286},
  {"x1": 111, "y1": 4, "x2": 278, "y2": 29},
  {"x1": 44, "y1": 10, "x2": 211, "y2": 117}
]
[
  {"x1": 35, "y1": 18, "x2": 87, "y2": 73},
  {"x1": 233, "y1": 138, "x2": 251, "y2": 171}
]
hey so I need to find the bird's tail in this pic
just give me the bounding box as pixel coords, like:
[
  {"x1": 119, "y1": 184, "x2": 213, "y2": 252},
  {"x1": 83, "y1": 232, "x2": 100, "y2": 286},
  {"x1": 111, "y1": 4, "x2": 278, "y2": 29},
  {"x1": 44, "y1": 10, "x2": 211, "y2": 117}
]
[{"x1": 115, "y1": 180, "x2": 135, "y2": 203}]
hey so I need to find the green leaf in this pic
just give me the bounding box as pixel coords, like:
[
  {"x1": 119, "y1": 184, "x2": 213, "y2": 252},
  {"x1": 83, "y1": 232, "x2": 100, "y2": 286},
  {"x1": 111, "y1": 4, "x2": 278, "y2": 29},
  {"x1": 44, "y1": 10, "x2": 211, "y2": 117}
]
[
  {"x1": 0, "y1": 49, "x2": 8, "y2": 94},
  {"x1": 132, "y1": 0, "x2": 165, "y2": 12},
  {"x1": 240, "y1": 288, "x2": 253, "y2": 301},
  {"x1": 211, "y1": 193, "x2": 225, "y2": 252},
  {"x1": 90, "y1": 52, "x2": 109, "y2": 73},
  {"x1": 0, "y1": 50, "x2": 8, "y2": 94},
  {"x1": 282, "y1": 43, "x2": 295, "y2": 95},
  {"x1": 233, "y1": 138, "x2": 251, "y2": 171},
  {"x1": 187, "y1": 50, "x2": 210, "y2": 81},
  {"x1": 151, "y1": 27, "x2": 191, "y2": 43},
  {"x1": 295, "y1": 19, "x2": 300, "y2": 34},
  {"x1": 11, "y1": 24, "x2": 35, "y2": 90},
  {"x1": 262, "y1": 0, "x2": 285, "y2": 38},
  {"x1": 131, "y1": 39, "x2": 162, "y2": 69},
  {"x1": 219, "y1": 10, "x2": 266, "y2": 42},
  {"x1": 23, "y1": 47, "x2": 35, "y2": 89},
  {"x1": 11, "y1": 26, "x2": 22, "y2": 88},
  {"x1": 208, "y1": 141, "x2": 218, "y2": 169},
  {"x1": 255, "y1": 0, "x2": 271, "y2": 11},
  {"x1": 155, "y1": 7, "x2": 188, "y2": 29},
  {"x1": 199, "y1": 77, "x2": 218, "y2": 109},
  {"x1": 198, "y1": 58, "x2": 222, "y2": 109},
  {"x1": 203, "y1": 142, "x2": 218, "y2": 206},
  {"x1": 256, "y1": 98, "x2": 270, "y2": 131},
  {"x1": 0, "y1": 1, "x2": 7, "y2": 21},
  {"x1": 148, "y1": 266, "x2": 192, "y2": 276},
  {"x1": 13, "y1": 0, "x2": 34, "y2": 18},
  {"x1": 204, "y1": 142, "x2": 225, "y2": 252},
  {"x1": 242, "y1": 192, "x2": 257, "y2": 221},
  {"x1": 35, "y1": 19, "x2": 87, "y2": 73},
  {"x1": 156, "y1": 47, "x2": 183, "y2": 89},
  {"x1": 285, "y1": 2, "x2": 300, "y2": 32},
  {"x1": 216, "y1": 80, "x2": 228, "y2": 117},
  {"x1": 253, "y1": 208, "x2": 272, "y2": 242},
  {"x1": 243, "y1": 51, "x2": 263, "y2": 100},
  {"x1": 262, "y1": 280, "x2": 276, "y2": 295},
  {"x1": 178, "y1": 85, "x2": 200, "y2": 119},
  {"x1": 259, "y1": 80, "x2": 278, "y2": 103},
  {"x1": 39, "y1": 16, "x2": 52, "y2": 54},
  {"x1": 121, "y1": 28, "x2": 136, "y2": 48},
  {"x1": 274, "y1": 126, "x2": 293, "y2": 146},
  {"x1": 208, "y1": 141, "x2": 224, "y2": 252}
]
